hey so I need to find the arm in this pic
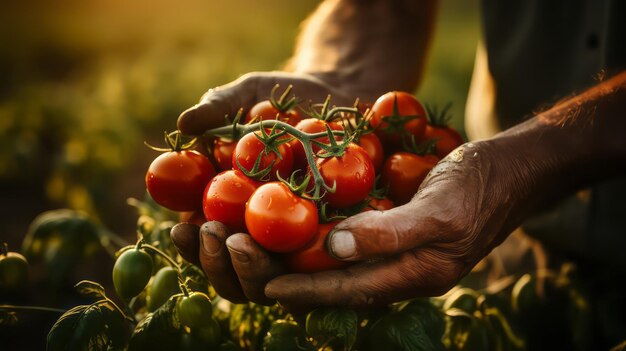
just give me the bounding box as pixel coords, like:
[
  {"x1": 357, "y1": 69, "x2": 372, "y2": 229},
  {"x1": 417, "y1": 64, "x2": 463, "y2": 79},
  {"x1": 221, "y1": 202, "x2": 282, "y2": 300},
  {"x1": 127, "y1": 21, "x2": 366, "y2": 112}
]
[
  {"x1": 264, "y1": 71, "x2": 626, "y2": 309},
  {"x1": 176, "y1": 0, "x2": 438, "y2": 135}
]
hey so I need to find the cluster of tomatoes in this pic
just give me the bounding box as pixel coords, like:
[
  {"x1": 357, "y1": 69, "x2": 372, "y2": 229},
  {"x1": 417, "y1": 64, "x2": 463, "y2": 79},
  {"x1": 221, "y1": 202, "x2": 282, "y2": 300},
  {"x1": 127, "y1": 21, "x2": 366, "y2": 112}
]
[{"x1": 145, "y1": 88, "x2": 463, "y2": 274}]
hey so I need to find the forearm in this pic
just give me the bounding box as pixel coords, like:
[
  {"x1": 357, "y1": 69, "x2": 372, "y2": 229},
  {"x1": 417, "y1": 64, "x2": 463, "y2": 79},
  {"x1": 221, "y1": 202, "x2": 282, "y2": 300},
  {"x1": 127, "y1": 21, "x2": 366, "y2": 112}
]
[
  {"x1": 285, "y1": 0, "x2": 438, "y2": 101},
  {"x1": 485, "y1": 71, "x2": 626, "y2": 225}
]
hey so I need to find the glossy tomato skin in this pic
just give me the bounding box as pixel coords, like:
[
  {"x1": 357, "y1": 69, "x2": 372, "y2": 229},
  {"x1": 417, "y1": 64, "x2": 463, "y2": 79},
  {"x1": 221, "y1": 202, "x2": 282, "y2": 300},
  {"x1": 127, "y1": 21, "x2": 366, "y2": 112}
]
[
  {"x1": 203, "y1": 170, "x2": 260, "y2": 233},
  {"x1": 213, "y1": 138, "x2": 237, "y2": 171},
  {"x1": 317, "y1": 143, "x2": 375, "y2": 209},
  {"x1": 245, "y1": 182, "x2": 318, "y2": 253},
  {"x1": 232, "y1": 131, "x2": 294, "y2": 181},
  {"x1": 290, "y1": 119, "x2": 344, "y2": 172},
  {"x1": 357, "y1": 133, "x2": 384, "y2": 173},
  {"x1": 424, "y1": 125, "x2": 464, "y2": 158},
  {"x1": 370, "y1": 91, "x2": 427, "y2": 150},
  {"x1": 245, "y1": 100, "x2": 302, "y2": 126},
  {"x1": 382, "y1": 152, "x2": 439, "y2": 205},
  {"x1": 177, "y1": 291, "x2": 213, "y2": 329},
  {"x1": 179, "y1": 210, "x2": 207, "y2": 226},
  {"x1": 285, "y1": 221, "x2": 350, "y2": 274},
  {"x1": 146, "y1": 150, "x2": 216, "y2": 212},
  {"x1": 112, "y1": 248, "x2": 153, "y2": 299}
]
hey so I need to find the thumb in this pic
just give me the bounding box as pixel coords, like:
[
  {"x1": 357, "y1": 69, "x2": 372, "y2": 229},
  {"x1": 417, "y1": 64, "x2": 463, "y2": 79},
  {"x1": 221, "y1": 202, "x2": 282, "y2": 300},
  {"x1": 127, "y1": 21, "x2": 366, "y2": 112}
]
[
  {"x1": 177, "y1": 73, "x2": 261, "y2": 135},
  {"x1": 326, "y1": 205, "x2": 440, "y2": 261}
]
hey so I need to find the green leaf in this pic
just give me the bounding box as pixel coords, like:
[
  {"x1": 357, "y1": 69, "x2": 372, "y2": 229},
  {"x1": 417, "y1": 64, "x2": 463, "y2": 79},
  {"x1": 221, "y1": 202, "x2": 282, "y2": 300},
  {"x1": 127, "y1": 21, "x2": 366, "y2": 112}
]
[
  {"x1": 74, "y1": 280, "x2": 107, "y2": 300},
  {"x1": 263, "y1": 319, "x2": 315, "y2": 351},
  {"x1": 306, "y1": 307, "x2": 358, "y2": 351},
  {"x1": 229, "y1": 303, "x2": 285, "y2": 351},
  {"x1": 366, "y1": 311, "x2": 444, "y2": 351},
  {"x1": 47, "y1": 301, "x2": 129, "y2": 351},
  {"x1": 401, "y1": 298, "x2": 446, "y2": 343},
  {"x1": 127, "y1": 296, "x2": 182, "y2": 351}
]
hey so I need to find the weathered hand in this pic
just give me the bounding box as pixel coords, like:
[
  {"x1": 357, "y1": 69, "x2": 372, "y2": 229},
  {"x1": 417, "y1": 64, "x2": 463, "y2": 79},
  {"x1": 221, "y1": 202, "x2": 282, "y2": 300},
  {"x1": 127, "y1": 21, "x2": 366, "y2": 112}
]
[{"x1": 176, "y1": 71, "x2": 368, "y2": 136}]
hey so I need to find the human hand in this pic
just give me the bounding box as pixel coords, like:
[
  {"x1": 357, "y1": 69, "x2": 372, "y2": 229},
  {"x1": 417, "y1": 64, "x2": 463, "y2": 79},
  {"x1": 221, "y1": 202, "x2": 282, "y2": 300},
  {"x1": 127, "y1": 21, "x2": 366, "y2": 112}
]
[{"x1": 176, "y1": 71, "x2": 373, "y2": 135}]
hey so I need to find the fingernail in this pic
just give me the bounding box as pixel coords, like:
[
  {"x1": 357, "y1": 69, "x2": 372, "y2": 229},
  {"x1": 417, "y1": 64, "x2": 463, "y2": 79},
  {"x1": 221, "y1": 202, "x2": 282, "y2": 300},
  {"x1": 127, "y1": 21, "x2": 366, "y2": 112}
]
[
  {"x1": 201, "y1": 232, "x2": 221, "y2": 255},
  {"x1": 227, "y1": 245, "x2": 250, "y2": 263},
  {"x1": 328, "y1": 230, "x2": 356, "y2": 259}
]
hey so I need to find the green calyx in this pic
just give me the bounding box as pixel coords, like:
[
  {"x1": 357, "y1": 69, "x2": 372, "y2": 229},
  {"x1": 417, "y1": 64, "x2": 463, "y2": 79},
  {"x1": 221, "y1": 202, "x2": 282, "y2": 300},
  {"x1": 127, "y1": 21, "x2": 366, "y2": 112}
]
[
  {"x1": 425, "y1": 102, "x2": 453, "y2": 127},
  {"x1": 377, "y1": 93, "x2": 423, "y2": 135},
  {"x1": 144, "y1": 130, "x2": 198, "y2": 152},
  {"x1": 269, "y1": 84, "x2": 299, "y2": 112},
  {"x1": 402, "y1": 134, "x2": 438, "y2": 156}
]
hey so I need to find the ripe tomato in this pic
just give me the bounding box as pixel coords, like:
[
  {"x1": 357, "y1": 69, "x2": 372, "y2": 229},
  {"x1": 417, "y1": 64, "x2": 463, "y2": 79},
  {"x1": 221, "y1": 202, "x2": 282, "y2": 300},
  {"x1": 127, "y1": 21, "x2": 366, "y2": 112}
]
[
  {"x1": 179, "y1": 210, "x2": 207, "y2": 226},
  {"x1": 289, "y1": 119, "x2": 344, "y2": 172},
  {"x1": 363, "y1": 196, "x2": 394, "y2": 212},
  {"x1": 202, "y1": 170, "x2": 260, "y2": 233},
  {"x1": 370, "y1": 91, "x2": 428, "y2": 150},
  {"x1": 424, "y1": 125, "x2": 464, "y2": 158},
  {"x1": 245, "y1": 100, "x2": 302, "y2": 126},
  {"x1": 232, "y1": 131, "x2": 294, "y2": 181},
  {"x1": 113, "y1": 248, "x2": 153, "y2": 299},
  {"x1": 357, "y1": 133, "x2": 384, "y2": 173},
  {"x1": 177, "y1": 291, "x2": 213, "y2": 328},
  {"x1": 317, "y1": 143, "x2": 375, "y2": 208},
  {"x1": 212, "y1": 138, "x2": 237, "y2": 171},
  {"x1": 146, "y1": 150, "x2": 216, "y2": 211},
  {"x1": 382, "y1": 152, "x2": 439, "y2": 205},
  {"x1": 245, "y1": 182, "x2": 318, "y2": 253},
  {"x1": 284, "y1": 221, "x2": 350, "y2": 274}
]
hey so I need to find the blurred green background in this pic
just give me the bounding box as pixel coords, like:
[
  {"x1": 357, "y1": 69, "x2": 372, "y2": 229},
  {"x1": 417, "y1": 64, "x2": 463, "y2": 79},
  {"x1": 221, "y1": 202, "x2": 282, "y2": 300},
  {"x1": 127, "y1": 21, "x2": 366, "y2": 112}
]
[{"x1": 0, "y1": 0, "x2": 479, "y2": 248}]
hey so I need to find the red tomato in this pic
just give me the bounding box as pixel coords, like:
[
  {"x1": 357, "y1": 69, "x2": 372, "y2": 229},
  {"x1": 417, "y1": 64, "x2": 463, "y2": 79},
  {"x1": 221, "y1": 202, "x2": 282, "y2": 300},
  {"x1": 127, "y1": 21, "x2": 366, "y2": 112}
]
[
  {"x1": 370, "y1": 91, "x2": 428, "y2": 149},
  {"x1": 424, "y1": 125, "x2": 464, "y2": 158},
  {"x1": 290, "y1": 119, "x2": 344, "y2": 172},
  {"x1": 382, "y1": 152, "x2": 439, "y2": 205},
  {"x1": 212, "y1": 138, "x2": 237, "y2": 171},
  {"x1": 245, "y1": 100, "x2": 302, "y2": 127},
  {"x1": 146, "y1": 150, "x2": 216, "y2": 211},
  {"x1": 317, "y1": 143, "x2": 375, "y2": 208},
  {"x1": 357, "y1": 133, "x2": 384, "y2": 173},
  {"x1": 232, "y1": 131, "x2": 294, "y2": 181},
  {"x1": 284, "y1": 221, "x2": 350, "y2": 273},
  {"x1": 203, "y1": 170, "x2": 260, "y2": 233},
  {"x1": 179, "y1": 210, "x2": 207, "y2": 226},
  {"x1": 245, "y1": 182, "x2": 318, "y2": 253},
  {"x1": 363, "y1": 197, "x2": 394, "y2": 212}
]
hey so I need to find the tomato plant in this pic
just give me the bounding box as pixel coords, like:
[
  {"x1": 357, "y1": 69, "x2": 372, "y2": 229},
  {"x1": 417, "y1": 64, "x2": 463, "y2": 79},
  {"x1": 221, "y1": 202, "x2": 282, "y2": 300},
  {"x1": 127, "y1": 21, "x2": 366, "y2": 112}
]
[
  {"x1": 146, "y1": 149, "x2": 216, "y2": 211},
  {"x1": 202, "y1": 170, "x2": 260, "y2": 233},
  {"x1": 370, "y1": 91, "x2": 428, "y2": 150},
  {"x1": 112, "y1": 247, "x2": 153, "y2": 299},
  {"x1": 213, "y1": 138, "x2": 237, "y2": 171},
  {"x1": 177, "y1": 291, "x2": 213, "y2": 329},
  {"x1": 317, "y1": 143, "x2": 375, "y2": 209},
  {"x1": 245, "y1": 182, "x2": 318, "y2": 253},
  {"x1": 382, "y1": 152, "x2": 439, "y2": 205},
  {"x1": 284, "y1": 221, "x2": 350, "y2": 274},
  {"x1": 232, "y1": 130, "x2": 294, "y2": 181}
]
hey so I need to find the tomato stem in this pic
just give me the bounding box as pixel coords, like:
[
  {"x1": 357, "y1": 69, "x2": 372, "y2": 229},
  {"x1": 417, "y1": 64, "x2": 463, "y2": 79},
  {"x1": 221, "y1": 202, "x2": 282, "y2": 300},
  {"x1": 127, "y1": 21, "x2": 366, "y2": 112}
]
[{"x1": 141, "y1": 243, "x2": 182, "y2": 274}]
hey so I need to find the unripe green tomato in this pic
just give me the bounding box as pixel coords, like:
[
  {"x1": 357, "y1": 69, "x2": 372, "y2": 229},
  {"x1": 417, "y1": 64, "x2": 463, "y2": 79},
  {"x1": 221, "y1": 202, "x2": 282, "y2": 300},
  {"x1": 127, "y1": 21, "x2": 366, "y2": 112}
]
[
  {"x1": 0, "y1": 252, "x2": 29, "y2": 292},
  {"x1": 442, "y1": 287, "x2": 480, "y2": 313},
  {"x1": 112, "y1": 248, "x2": 153, "y2": 299},
  {"x1": 177, "y1": 291, "x2": 213, "y2": 329},
  {"x1": 147, "y1": 266, "x2": 180, "y2": 311}
]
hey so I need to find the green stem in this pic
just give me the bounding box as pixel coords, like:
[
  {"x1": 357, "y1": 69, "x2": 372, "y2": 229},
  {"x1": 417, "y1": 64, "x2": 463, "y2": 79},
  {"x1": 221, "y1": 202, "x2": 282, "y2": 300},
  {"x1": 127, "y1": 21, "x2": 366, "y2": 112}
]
[
  {"x1": 142, "y1": 244, "x2": 181, "y2": 273},
  {"x1": 0, "y1": 305, "x2": 65, "y2": 314}
]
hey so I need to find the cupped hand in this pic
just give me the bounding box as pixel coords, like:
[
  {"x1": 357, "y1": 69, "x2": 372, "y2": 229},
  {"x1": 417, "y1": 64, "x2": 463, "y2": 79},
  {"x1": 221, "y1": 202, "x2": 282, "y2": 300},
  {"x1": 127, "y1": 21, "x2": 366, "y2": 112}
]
[
  {"x1": 264, "y1": 141, "x2": 528, "y2": 310},
  {"x1": 176, "y1": 71, "x2": 369, "y2": 136}
]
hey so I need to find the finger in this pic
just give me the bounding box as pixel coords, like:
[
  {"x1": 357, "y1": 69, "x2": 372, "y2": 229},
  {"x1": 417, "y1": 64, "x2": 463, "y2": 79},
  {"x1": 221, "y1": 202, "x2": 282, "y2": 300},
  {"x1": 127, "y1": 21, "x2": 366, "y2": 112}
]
[
  {"x1": 197, "y1": 221, "x2": 247, "y2": 303},
  {"x1": 177, "y1": 74, "x2": 260, "y2": 135},
  {"x1": 266, "y1": 247, "x2": 464, "y2": 310},
  {"x1": 170, "y1": 223, "x2": 201, "y2": 266},
  {"x1": 226, "y1": 233, "x2": 286, "y2": 306}
]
